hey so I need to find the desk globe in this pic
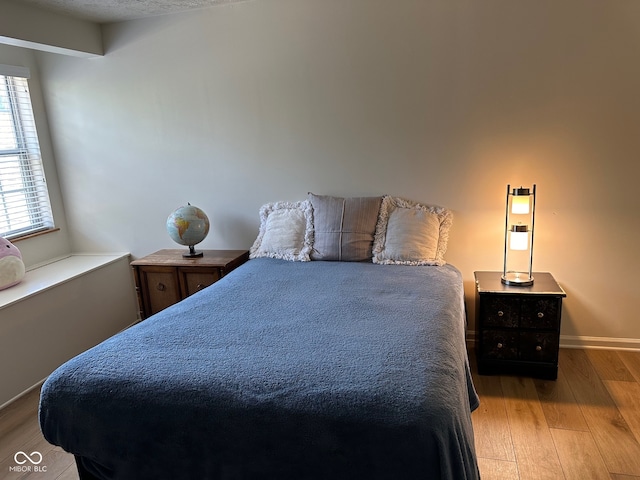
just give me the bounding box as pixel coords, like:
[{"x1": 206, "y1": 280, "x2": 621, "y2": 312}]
[{"x1": 166, "y1": 204, "x2": 210, "y2": 257}]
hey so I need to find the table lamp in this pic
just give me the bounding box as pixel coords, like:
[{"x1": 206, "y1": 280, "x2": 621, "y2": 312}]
[{"x1": 502, "y1": 184, "x2": 536, "y2": 286}]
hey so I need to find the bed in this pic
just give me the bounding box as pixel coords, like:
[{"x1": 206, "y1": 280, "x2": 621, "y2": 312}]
[{"x1": 39, "y1": 195, "x2": 480, "y2": 479}]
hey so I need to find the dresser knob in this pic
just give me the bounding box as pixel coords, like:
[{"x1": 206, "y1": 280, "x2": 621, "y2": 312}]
[
  {"x1": 497, "y1": 311, "x2": 504, "y2": 317},
  {"x1": 536, "y1": 345, "x2": 542, "y2": 352},
  {"x1": 156, "y1": 283, "x2": 166, "y2": 291},
  {"x1": 497, "y1": 343, "x2": 503, "y2": 349},
  {"x1": 196, "y1": 283, "x2": 205, "y2": 290},
  {"x1": 538, "y1": 312, "x2": 545, "y2": 318}
]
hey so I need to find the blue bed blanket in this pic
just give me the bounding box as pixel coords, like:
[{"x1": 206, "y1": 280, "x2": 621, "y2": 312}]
[{"x1": 40, "y1": 258, "x2": 479, "y2": 479}]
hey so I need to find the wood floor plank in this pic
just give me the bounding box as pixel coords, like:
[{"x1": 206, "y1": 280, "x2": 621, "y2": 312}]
[
  {"x1": 0, "y1": 387, "x2": 40, "y2": 437},
  {"x1": 0, "y1": 387, "x2": 40, "y2": 425},
  {"x1": 0, "y1": 440, "x2": 55, "y2": 479},
  {"x1": 560, "y1": 349, "x2": 640, "y2": 476},
  {"x1": 533, "y1": 368, "x2": 589, "y2": 431},
  {"x1": 57, "y1": 464, "x2": 80, "y2": 480},
  {"x1": 550, "y1": 428, "x2": 609, "y2": 480},
  {"x1": 605, "y1": 380, "x2": 640, "y2": 445},
  {"x1": 500, "y1": 376, "x2": 564, "y2": 480},
  {"x1": 586, "y1": 350, "x2": 636, "y2": 382},
  {"x1": 0, "y1": 386, "x2": 76, "y2": 479},
  {"x1": 477, "y1": 456, "x2": 520, "y2": 480},
  {"x1": 471, "y1": 372, "x2": 517, "y2": 462},
  {"x1": 469, "y1": 348, "x2": 517, "y2": 463},
  {"x1": 0, "y1": 417, "x2": 42, "y2": 467},
  {"x1": 0, "y1": 387, "x2": 43, "y2": 466},
  {"x1": 618, "y1": 351, "x2": 640, "y2": 383},
  {"x1": 20, "y1": 446, "x2": 76, "y2": 479}
]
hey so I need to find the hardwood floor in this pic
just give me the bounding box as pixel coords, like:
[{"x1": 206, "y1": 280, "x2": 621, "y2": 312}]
[
  {"x1": 471, "y1": 348, "x2": 640, "y2": 479},
  {"x1": 0, "y1": 386, "x2": 76, "y2": 479},
  {"x1": 1, "y1": 347, "x2": 639, "y2": 479}
]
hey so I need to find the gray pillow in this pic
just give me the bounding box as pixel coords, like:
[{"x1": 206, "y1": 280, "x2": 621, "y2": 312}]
[{"x1": 308, "y1": 193, "x2": 382, "y2": 262}]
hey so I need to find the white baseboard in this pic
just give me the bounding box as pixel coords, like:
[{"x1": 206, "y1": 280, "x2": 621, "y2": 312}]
[
  {"x1": 0, "y1": 378, "x2": 46, "y2": 411},
  {"x1": 466, "y1": 331, "x2": 640, "y2": 352},
  {"x1": 558, "y1": 335, "x2": 640, "y2": 351}
]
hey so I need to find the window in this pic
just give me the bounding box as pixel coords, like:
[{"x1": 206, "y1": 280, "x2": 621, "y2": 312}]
[{"x1": 0, "y1": 65, "x2": 54, "y2": 239}]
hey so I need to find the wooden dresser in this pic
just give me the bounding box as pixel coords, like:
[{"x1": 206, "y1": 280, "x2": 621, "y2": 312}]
[
  {"x1": 131, "y1": 249, "x2": 249, "y2": 319},
  {"x1": 474, "y1": 271, "x2": 566, "y2": 380}
]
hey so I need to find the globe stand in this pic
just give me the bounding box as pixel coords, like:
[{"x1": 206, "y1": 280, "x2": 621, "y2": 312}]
[{"x1": 183, "y1": 245, "x2": 204, "y2": 258}]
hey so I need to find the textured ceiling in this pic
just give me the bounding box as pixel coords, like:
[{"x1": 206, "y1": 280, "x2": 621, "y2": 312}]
[{"x1": 16, "y1": 0, "x2": 248, "y2": 23}]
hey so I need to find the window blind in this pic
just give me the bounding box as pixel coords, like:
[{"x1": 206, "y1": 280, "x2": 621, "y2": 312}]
[{"x1": 0, "y1": 66, "x2": 55, "y2": 239}]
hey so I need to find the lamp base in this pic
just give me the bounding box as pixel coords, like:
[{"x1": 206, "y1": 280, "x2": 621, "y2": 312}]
[
  {"x1": 182, "y1": 245, "x2": 204, "y2": 258},
  {"x1": 501, "y1": 272, "x2": 534, "y2": 286}
]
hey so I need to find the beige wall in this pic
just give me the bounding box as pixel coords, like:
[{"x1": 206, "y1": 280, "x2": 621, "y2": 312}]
[{"x1": 27, "y1": 0, "x2": 640, "y2": 346}]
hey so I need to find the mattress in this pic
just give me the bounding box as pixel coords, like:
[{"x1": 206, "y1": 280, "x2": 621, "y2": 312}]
[{"x1": 39, "y1": 258, "x2": 479, "y2": 479}]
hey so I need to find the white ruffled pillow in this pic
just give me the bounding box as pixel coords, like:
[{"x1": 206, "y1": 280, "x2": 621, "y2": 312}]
[
  {"x1": 372, "y1": 196, "x2": 452, "y2": 266},
  {"x1": 250, "y1": 201, "x2": 313, "y2": 262}
]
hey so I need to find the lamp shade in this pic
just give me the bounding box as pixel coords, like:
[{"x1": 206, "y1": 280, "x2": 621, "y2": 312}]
[
  {"x1": 511, "y1": 195, "x2": 530, "y2": 214},
  {"x1": 509, "y1": 225, "x2": 529, "y2": 250}
]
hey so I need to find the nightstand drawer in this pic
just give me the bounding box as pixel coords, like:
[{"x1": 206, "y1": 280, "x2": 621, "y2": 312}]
[
  {"x1": 519, "y1": 331, "x2": 559, "y2": 363},
  {"x1": 481, "y1": 295, "x2": 519, "y2": 327},
  {"x1": 481, "y1": 330, "x2": 518, "y2": 360},
  {"x1": 520, "y1": 297, "x2": 561, "y2": 329},
  {"x1": 179, "y1": 269, "x2": 221, "y2": 297},
  {"x1": 480, "y1": 330, "x2": 559, "y2": 363},
  {"x1": 139, "y1": 268, "x2": 182, "y2": 316}
]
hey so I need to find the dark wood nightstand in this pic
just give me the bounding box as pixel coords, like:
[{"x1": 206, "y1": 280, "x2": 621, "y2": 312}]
[
  {"x1": 131, "y1": 249, "x2": 249, "y2": 319},
  {"x1": 474, "y1": 271, "x2": 566, "y2": 380}
]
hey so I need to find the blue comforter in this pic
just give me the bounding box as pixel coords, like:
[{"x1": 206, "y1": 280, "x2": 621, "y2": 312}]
[{"x1": 40, "y1": 258, "x2": 479, "y2": 479}]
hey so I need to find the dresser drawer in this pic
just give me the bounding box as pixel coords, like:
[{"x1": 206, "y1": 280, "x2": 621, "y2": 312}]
[
  {"x1": 481, "y1": 330, "x2": 519, "y2": 360},
  {"x1": 139, "y1": 267, "x2": 181, "y2": 316},
  {"x1": 480, "y1": 330, "x2": 559, "y2": 363},
  {"x1": 519, "y1": 331, "x2": 559, "y2": 363},
  {"x1": 481, "y1": 295, "x2": 519, "y2": 327},
  {"x1": 520, "y1": 297, "x2": 561, "y2": 329},
  {"x1": 179, "y1": 268, "x2": 221, "y2": 297}
]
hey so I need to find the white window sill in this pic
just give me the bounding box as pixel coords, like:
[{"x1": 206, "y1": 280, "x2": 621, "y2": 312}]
[{"x1": 0, "y1": 253, "x2": 130, "y2": 310}]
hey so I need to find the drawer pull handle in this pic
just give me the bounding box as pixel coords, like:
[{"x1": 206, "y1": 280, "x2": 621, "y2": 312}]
[
  {"x1": 536, "y1": 345, "x2": 542, "y2": 352},
  {"x1": 497, "y1": 311, "x2": 504, "y2": 317},
  {"x1": 156, "y1": 283, "x2": 166, "y2": 291},
  {"x1": 196, "y1": 283, "x2": 205, "y2": 290},
  {"x1": 538, "y1": 312, "x2": 545, "y2": 318},
  {"x1": 497, "y1": 343, "x2": 503, "y2": 349}
]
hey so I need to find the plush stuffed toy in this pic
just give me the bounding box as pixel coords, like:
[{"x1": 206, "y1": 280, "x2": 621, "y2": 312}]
[{"x1": 0, "y1": 237, "x2": 25, "y2": 290}]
